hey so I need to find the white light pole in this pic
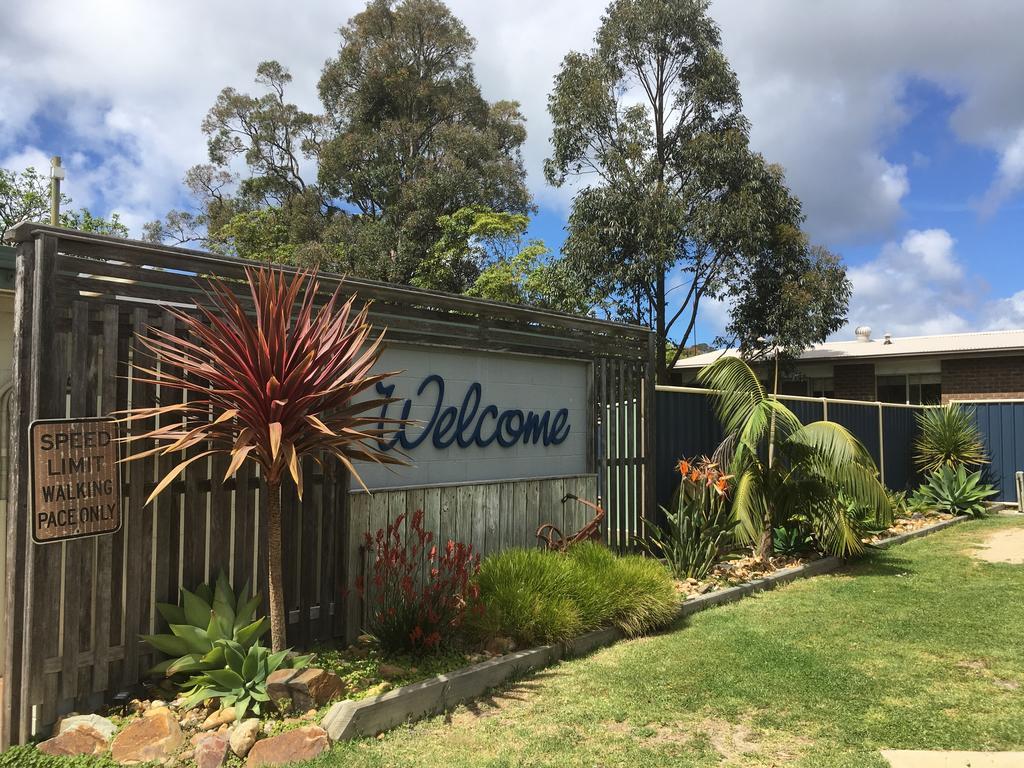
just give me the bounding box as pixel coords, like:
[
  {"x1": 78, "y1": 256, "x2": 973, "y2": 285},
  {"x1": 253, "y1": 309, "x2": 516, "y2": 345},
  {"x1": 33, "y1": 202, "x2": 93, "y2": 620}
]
[{"x1": 49, "y1": 156, "x2": 65, "y2": 226}]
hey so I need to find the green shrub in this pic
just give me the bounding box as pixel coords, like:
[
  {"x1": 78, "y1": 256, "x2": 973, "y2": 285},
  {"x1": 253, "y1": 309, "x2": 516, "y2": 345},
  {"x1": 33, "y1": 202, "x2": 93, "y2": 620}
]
[
  {"x1": 772, "y1": 525, "x2": 813, "y2": 556},
  {"x1": 914, "y1": 404, "x2": 988, "y2": 474},
  {"x1": 465, "y1": 548, "x2": 583, "y2": 645},
  {"x1": 180, "y1": 639, "x2": 310, "y2": 717},
  {"x1": 142, "y1": 571, "x2": 268, "y2": 678},
  {"x1": 639, "y1": 458, "x2": 736, "y2": 579},
  {"x1": 911, "y1": 465, "x2": 998, "y2": 518},
  {"x1": 467, "y1": 542, "x2": 679, "y2": 646}
]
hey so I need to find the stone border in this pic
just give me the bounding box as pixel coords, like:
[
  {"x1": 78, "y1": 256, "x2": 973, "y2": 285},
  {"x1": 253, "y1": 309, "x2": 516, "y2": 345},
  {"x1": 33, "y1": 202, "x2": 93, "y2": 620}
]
[{"x1": 322, "y1": 514, "x2": 971, "y2": 741}]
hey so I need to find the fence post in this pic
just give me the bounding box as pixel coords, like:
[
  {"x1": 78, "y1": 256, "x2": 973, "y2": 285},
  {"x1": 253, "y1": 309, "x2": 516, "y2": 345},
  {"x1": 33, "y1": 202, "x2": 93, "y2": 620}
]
[
  {"x1": 822, "y1": 397, "x2": 829, "y2": 422},
  {"x1": 644, "y1": 333, "x2": 657, "y2": 542},
  {"x1": 878, "y1": 402, "x2": 886, "y2": 487},
  {"x1": 1, "y1": 237, "x2": 35, "y2": 748}
]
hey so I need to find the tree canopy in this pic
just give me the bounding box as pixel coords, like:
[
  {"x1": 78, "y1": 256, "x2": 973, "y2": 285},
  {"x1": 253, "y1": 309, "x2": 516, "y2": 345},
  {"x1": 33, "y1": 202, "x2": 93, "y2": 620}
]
[
  {"x1": 147, "y1": 0, "x2": 532, "y2": 293},
  {"x1": 0, "y1": 165, "x2": 129, "y2": 238},
  {"x1": 546, "y1": 0, "x2": 849, "y2": 378}
]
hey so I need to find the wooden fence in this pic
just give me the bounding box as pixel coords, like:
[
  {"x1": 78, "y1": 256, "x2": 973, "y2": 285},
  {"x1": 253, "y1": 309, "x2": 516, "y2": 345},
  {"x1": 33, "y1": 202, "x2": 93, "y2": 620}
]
[{"x1": 0, "y1": 224, "x2": 655, "y2": 746}]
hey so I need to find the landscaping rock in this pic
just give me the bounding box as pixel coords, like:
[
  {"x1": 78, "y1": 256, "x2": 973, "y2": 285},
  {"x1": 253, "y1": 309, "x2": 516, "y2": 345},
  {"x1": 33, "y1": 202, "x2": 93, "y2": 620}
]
[
  {"x1": 485, "y1": 636, "x2": 516, "y2": 655},
  {"x1": 194, "y1": 732, "x2": 230, "y2": 768},
  {"x1": 56, "y1": 713, "x2": 117, "y2": 741},
  {"x1": 266, "y1": 668, "x2": 298, "y2": 705},
  {"x1": 37, "y1": 725, "x2": 108, "y2": 757},
  {"x1": 356, "y1": 633, "x2": 376, "y2": 646},
  {"x1": 229, "y1": 718, "x2": 261, "y2": 758},
  {"x1": 245, "y1": 725, "x2": 330, "y2": 766},
  {"x1": 200, "y1": 706, "x2": 236, "y2": 730},
  {"x1": 377, "y1": 664, "x2": 404, "y2": 681},
  {"x1": 288, "y1": 668, "x2": 346, "y2": 710},
  {"x1": 110, "y1": 706, "x2": 184, "y2": 765}
]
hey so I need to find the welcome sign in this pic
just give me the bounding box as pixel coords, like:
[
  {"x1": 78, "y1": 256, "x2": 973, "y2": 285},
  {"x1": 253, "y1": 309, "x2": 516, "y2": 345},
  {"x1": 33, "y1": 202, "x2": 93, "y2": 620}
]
[{"x1": 355, "y1": 345, "x2": 589, "y2": 489}]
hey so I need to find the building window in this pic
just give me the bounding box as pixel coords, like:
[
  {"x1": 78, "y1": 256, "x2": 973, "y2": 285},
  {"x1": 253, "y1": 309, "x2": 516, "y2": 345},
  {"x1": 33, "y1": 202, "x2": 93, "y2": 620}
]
[
  {"x1": 809, "y1": 377, "x2": 834, "y2": 398},
  {"x1": 876, "y1": 373, "x2": 941, "y2": 404}
]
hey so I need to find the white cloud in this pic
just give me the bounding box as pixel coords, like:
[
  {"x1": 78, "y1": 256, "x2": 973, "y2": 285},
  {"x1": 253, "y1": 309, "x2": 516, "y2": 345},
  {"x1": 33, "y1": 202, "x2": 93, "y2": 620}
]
[
  {"x1": 980, "y1": 290, "x2": 1024, "y2": 331},
  {"x1": 2, "y1": 0, "x2": 1024, "y2": 242},
  {"x1": 712, "y1": 0, "x2": 1024, "y2": 239},
  {"x1": 978, "y1": 127, "x2": 1024, "y2": 216},
  {"x1": 842, "y1": 228, "x2": 984, "y2": 338}
]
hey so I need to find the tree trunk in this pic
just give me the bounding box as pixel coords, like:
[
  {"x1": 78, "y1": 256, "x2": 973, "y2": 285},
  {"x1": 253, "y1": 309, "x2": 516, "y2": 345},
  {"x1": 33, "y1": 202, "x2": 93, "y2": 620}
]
[
  {"x1": 656, "y1": 269, "x2": 667, "y2": 383},
  {"x1": 266, "y1": 482, "x2": 287, "y2": 653},
  {"x1": 756, "y1": 499, "x2": 775, "y2": 561},
  {"x1": 756, "y1": 524, "x2": 773, "y2": 561}
]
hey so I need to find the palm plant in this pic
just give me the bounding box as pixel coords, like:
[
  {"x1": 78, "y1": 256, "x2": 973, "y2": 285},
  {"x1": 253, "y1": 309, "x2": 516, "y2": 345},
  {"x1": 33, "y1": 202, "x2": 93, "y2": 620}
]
[
  {"x1": 122, "y1": 267, "x2": 407, "y2": 652},
  {"x1": 698, "y1": 357, "x2": 891, "y2": 559},
  {"x1": 913, "y1": 404, "x2": 987, "y2": 474}
]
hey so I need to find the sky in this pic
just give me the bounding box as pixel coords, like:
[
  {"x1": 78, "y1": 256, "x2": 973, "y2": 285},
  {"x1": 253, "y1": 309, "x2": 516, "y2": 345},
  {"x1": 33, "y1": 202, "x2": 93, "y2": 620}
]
[{"x1": 3, "y1": 0, "x2": 1024, "y2": 346}]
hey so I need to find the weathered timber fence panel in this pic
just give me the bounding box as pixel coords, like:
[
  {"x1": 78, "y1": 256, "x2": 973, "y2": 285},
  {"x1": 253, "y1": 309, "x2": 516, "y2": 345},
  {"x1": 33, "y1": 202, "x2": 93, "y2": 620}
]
[
  {"x1": 1, "y1": 224, "x2": 654, "y2": 745},
  {"x1": 347, "y1": 474, "x2": 599, "y2": 628}
]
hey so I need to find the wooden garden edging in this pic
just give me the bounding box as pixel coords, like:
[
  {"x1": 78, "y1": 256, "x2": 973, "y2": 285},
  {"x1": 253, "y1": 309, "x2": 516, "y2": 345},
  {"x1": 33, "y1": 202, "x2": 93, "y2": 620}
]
[{"x1": 322, "y1": 514, "x2": 972, "y2": 741}]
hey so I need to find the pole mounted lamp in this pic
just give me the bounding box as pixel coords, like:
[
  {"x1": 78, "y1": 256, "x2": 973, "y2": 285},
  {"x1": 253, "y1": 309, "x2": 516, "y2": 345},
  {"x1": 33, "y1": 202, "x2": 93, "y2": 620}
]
[{"x1": 49, "y1": 156, "x2": 65, "y2": 226}]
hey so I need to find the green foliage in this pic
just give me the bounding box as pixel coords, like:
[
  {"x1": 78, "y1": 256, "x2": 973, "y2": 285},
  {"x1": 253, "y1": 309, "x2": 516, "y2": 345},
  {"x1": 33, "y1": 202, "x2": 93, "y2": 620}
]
[
  {"x1": 179, "y1": 639, "x2": 310, "y2": 717},
  {"x1": 911, "y1": 465, "x2": 998, "y2": 519},
  {"x1": 639, "y1": 458, "x2": 736, "y2": 579},
  {"x1": 467, "y1": 542, "x2": 679, "y2": 646},
  {"x1": 545, "y1": 0, "x2": 849, "y2": 380},
  {"x1": 914, "y1": 404, "x2": 988, "y2": 474},
  {"x1": 150, "y1": 0, "x2": 532, "y2": 292},
  {"x1": 698, "y1": 356, "x2": 892, "y2": 558},
  {"x1": 142, "y1": 572, "x2": 268, "y2": 678},
  {"x1": 772, "y1": 525, "x2": 813, "y2": 557},
  {"x1": 0, "y1": 746, "x2": 121, "y2": 768},
  {"x1": 0, "y1": 165, "x2": 128, "y2": 237}
]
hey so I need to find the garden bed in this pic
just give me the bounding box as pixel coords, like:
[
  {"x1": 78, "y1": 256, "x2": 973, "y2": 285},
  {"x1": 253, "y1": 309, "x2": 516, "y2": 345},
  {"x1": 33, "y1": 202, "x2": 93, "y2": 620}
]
[
  {"x1": 10, "y1": 515, "x2": 972, "y2": 766},
  {"x1": 323, "y1": 513, "x2": 970, "y2": 744}
]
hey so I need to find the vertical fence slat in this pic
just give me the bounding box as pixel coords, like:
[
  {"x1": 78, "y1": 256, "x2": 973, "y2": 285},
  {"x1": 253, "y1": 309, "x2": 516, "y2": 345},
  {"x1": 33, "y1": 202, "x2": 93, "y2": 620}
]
[
  {"x1": 92, "y1": 304, "x2": 119, "y2": 694},
  {"x1": 121, "y1": 309, "x2": 155, "y2": 689}
]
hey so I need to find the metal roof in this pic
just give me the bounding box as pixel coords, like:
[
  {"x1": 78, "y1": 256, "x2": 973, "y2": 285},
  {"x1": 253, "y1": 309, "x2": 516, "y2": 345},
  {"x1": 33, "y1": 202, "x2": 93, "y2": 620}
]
[{"x1": 673, "y1": 328, "x2": 1024, "y2": 369}]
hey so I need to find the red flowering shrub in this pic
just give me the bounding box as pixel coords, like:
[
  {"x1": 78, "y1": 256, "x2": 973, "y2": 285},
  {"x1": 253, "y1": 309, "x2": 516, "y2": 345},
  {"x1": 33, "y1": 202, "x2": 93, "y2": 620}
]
[{"x1": 356, "y1": 509, "x2": 481, "y2": 654}]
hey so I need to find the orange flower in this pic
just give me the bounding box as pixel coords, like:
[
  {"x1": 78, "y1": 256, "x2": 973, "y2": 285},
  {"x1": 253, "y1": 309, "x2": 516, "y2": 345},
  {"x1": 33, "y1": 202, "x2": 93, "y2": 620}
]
[
  {"x1": 689, "y1": 468, "x2": 700, "y2": 483},
  {"x1": 716, "y1": 476, "x2": 728, "y2": 494},
  {"x1": 678, "y1": 459, "x2": 690, "y2": 476}
]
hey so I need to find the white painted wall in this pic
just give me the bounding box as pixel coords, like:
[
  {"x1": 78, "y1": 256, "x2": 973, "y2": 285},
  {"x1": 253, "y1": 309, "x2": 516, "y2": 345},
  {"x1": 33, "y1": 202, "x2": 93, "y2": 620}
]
[{"x1": 353, "y1": 343, "x2": 589, "y2": 489}]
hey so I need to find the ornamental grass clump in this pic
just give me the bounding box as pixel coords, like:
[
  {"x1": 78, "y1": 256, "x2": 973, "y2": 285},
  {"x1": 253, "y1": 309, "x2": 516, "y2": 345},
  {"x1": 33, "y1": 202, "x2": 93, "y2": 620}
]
[
  {"x1": 359, "y1": 510, "x2": 481, "y2": 655},
  {"x1": 914, "y1": 404, "x2": 988, "y2": 474},
  {"x1": 467, "y1": 542, "x2": 678, "y2": 646},
  {"x1": 120, "y1": 267, "x2": 408, "y2": 652}
]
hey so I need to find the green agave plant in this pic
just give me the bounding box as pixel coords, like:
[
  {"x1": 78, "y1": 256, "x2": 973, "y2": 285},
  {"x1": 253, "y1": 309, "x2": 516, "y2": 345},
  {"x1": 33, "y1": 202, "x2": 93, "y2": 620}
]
[
  {"x1": 911, "y1": 464, "x2": 998, "y2": 519},
  {"x1": 142, "y1": 572, "x2": 269, "y2": 678},
  {"x1": 179, "y1": 640, "x2": 310, "y2": 718}
]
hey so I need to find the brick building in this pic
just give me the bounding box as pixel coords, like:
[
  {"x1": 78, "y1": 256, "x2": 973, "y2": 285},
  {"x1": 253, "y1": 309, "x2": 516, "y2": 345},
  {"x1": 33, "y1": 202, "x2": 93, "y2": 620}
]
[{"x1": 673, "y1": 327, "x2": 1024, "y2": 404}]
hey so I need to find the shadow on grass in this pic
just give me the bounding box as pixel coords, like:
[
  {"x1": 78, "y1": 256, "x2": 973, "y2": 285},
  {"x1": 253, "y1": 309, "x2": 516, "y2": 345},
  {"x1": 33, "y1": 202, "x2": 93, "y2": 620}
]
[
  {"x1": 843, "y1": 554, "x2": 916, "y2": 578},
  {"x1": 445, "y1": 670, "x2": 561, "y2": 723}
]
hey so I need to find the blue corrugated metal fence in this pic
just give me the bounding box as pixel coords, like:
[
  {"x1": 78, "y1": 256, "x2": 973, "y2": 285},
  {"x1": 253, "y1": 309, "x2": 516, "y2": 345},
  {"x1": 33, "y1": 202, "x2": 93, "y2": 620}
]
[
  {"x1": 959, "y1": 400, "x2": 1024, "y2": 503},
  {"x1": 654, "y1": 387, "x2": 928, "y2": 509}
]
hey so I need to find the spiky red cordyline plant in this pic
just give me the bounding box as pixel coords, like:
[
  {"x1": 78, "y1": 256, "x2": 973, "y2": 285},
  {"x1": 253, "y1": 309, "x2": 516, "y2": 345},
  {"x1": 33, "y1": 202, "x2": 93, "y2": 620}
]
[{"x1": 121, "y1": 266, "x2": 407, "y2": 652}]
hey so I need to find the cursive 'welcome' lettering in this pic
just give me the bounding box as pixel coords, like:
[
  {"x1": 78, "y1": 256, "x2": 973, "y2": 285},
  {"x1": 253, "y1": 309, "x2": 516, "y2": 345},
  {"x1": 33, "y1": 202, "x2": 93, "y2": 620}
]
[{"x1": 375, "y1": 375, "x2": 571, "y2": 451}]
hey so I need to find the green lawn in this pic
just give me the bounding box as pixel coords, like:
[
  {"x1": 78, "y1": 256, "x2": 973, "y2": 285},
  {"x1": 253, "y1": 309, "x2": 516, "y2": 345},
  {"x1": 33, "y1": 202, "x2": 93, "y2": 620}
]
[{"x1": 303, "y1": 516, "x2": 1024, "y2": 768}]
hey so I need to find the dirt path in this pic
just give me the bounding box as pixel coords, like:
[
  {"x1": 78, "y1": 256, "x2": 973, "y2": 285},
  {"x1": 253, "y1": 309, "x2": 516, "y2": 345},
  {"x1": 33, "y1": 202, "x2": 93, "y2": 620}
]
[
  {"x1": 882, "y1": 750, "x2": 1024, "y2": 767},
  {"x1": 973, "y1": 526, "x2": 1024, "y2": 564}
]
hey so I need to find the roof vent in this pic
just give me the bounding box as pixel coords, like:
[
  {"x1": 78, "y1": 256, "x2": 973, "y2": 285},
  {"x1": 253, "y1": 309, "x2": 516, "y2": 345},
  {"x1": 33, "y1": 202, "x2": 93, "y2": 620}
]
[
  {"x1": 883, "y1": 332, "x2": 893, "y2": 345},
  {"x1": 854, "y1": 325, "x2": 872, "y2": 342}
]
